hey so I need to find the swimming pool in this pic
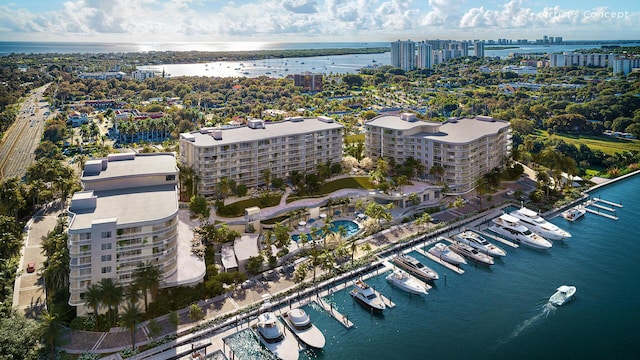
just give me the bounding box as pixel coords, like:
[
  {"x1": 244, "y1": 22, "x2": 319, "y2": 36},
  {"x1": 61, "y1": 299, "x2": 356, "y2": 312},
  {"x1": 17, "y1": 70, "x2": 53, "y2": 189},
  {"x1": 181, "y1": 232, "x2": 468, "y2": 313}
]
[{"x1": 291, "y1": 220, "x2": 360, "y2": 242}]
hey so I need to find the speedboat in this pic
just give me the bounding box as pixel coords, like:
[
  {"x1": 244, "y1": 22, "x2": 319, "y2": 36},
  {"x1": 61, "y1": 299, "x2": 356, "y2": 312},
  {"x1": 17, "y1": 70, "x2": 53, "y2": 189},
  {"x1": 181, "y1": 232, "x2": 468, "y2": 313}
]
[
  {"x1": 255, "y1": 311, "x2": 300, "y2": 360},
  {"x1": 392, "y1": 254, "x2": 439, "y2": 282},
  {"x1": 350, "y1": 279, "x2": 386, "y2": 312},
  {"x1": 549, "y1": 285, "x2": 577, "y2": 306},
  {"x1": 385, "y1": 269, "x2": 428, "y2": 295},
  {"x1": 282, "y1": 308, "x2": 325, "y2": 349},
  {"x1": 453, "y1": 230, "x2": 507, "y2": 257},
  {"x1": 449, "y1": 242, "x2": 494, "y2": 266},
  {"x1": 510, "y1": 207, "x2": 571, "y2": 240},
  {"x1": 562, "y1": 207, "x2": 586, "y2": 222},
  {"x1": 428, "y1": 242, "x2": 467, "y2": 265},
  {"x1": 490, "y1": 214, "x2": 552, "y2": 250}
]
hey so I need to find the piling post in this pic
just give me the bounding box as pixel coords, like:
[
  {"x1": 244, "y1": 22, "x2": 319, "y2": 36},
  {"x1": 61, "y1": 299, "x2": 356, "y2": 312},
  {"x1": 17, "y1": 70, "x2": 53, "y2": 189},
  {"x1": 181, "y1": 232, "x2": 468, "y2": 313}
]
[{"x1": 444, "y1": 274, "x2": 447, "y2": 285}]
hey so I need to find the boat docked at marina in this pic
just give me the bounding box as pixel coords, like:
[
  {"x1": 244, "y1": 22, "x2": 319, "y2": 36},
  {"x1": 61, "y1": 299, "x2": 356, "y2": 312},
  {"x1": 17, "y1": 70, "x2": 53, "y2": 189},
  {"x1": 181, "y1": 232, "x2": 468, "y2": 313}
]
[
  {"x1": 549, "y1": 285, "x2": 577, "y2": 306},
  {"x1": 385, "y1": 269, "x2": 429, "y2": 295},
  {"x1": 562, "y1": 206, "x2": 586, "y2": 222},
  {"x1": 255, "y1": 311, "x2": 300, "y2": 360},
  {"x1": 490, "y1": 214, "x2": 553, "y2": 250},
  {"x1": 428, "y1": 242, "x2": 467, "y2": 265},
  {"x1": 453, "y1": 230, "x2": 507, "y2": 257},
  {"x1": 350, "y1": 279, "x2": 386, "y2": 312},
  {"x1": 449, "y1": 242, "x2": 494, "y2": 266},
  {"x1": 281, "y1": 308, "x2": 326, "y2": 349},
  {"x1": 392, "y1": 254, "x2": 439, "y2": 282},
  {"x1": 510, "y1": 206, "x2": 571, "y2": 240}
]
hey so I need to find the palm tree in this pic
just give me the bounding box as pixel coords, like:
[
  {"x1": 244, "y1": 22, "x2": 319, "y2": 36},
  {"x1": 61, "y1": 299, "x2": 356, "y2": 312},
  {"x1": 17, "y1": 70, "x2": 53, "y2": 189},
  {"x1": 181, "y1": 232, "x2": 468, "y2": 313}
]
[
  {"x1": 38, "y1": 310, "x2": 62, "y2": 360},
  {"x1": 84, "y1": 283, "x2": 103, "y2": 318},
  {"x1": 120, "y1": 302, "x2": 142, "y2": 350},
  {"x1": 133, "y1": 263, "x2": 162, "y2": 314},
  {"x1": 99, "y1": 278, "x2": 123, "y2": 325}
]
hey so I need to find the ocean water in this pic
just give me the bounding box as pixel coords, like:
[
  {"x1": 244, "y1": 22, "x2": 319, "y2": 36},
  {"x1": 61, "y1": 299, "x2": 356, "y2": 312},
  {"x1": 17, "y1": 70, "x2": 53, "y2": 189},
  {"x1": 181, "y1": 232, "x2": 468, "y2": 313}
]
[{"x1": 230, "y1": 175, "x2": 640, "y2": 360}]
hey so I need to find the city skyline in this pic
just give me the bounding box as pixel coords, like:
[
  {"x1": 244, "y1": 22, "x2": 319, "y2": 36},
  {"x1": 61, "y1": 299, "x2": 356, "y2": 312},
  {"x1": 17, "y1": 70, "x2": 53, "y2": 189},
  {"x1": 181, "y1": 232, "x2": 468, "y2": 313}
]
[{"x1": 1, "y1": 1, "x2": 639, "y2": 44}]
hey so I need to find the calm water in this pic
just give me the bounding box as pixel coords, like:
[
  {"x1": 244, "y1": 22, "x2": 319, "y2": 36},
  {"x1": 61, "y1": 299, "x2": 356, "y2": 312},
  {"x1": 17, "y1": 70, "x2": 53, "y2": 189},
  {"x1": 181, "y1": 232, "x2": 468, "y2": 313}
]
[{"x1": 232, "y1": 174, "x2": 640, "y2": 360}]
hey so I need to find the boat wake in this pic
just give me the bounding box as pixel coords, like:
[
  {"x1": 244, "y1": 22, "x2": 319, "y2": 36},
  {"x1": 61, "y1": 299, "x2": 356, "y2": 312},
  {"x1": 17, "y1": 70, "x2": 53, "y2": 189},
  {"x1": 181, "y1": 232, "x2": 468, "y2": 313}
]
[{"x1": 495, "y1": 303, "x2": 556, "y2": 346}]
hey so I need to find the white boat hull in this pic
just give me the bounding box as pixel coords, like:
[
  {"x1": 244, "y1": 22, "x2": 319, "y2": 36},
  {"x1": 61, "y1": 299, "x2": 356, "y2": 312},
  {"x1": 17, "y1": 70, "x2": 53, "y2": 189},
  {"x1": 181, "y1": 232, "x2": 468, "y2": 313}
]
[
  {"x1": 282, "y1": 309, "x2": 326, "y2": 349},
  {"x1": 428, "y1": 243, "x2": 467, "y2": 265},
  {"x1": 489, "y1": 225, "x2": 552, "y2": 250},
  {"x1": 453, "y1": 231, "x2": 507, "y2": 257},
  {"x1": 549, "y1": 285, "x2": 576, "y2": 306},
  {"x1": 386, "y1": 270, "x2": 428, "y2": 295}
]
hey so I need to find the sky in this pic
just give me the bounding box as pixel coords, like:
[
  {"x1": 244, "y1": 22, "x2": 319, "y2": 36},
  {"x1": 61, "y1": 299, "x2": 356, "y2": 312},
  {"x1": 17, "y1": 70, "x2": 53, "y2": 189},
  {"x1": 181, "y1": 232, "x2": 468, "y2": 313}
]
[{"x1": 0, "y1": 0, "x2": 639, "y2": 43}]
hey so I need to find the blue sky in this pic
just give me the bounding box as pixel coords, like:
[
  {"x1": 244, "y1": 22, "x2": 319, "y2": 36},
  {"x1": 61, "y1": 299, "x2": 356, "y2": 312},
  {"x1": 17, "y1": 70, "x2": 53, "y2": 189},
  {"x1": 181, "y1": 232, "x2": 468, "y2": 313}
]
[{"x1": 1, "y1": 0, "x2": 638, "y2": 43}]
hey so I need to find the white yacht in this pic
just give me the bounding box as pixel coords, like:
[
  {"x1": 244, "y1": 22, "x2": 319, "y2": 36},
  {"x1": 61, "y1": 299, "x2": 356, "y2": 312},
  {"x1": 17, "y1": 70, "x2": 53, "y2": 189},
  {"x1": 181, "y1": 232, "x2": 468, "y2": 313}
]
[
  {"x1": 255, "y1": 311, "x2": 300, "y2": 360},
  {"x1": 392, "y1": 254, "x2": 439, "y2": 282},
  {"x1": 428, "y1": 242, "x2": 467, "y2": 265},
  {"x1": 510, "y1": 207, "x2": 571, "y2": 240},
  {"x1": 549, "y1": 285, "x2": 577, "y2": 306},
  {"x1": 449, "y1": 242, "x2": 494, "y2": 266},
  {"x1": 350, "y1": 279, "x2": 386, "y2": 312},
  {"x1": 282, "y1": 308, "x2": 325, "y2": 349},
  {"x1": 385, "y1": 269, "x2": 429, "y2": 295},
  {"x1": 562, "y1": 207, "x2": 586, "y2": 222},
  {"x1": 490, "y1": 214, "x2": 552, "y2": 250},
  {"x1": 453, "y1": 230, "x2": 507, "y2": 257}
]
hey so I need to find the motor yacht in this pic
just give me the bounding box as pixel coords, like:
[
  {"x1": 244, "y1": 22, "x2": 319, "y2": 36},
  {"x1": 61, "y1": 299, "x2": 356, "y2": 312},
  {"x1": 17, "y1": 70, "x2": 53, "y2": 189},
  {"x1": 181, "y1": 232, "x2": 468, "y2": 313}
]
[
  {"x1": 490, "y1": 214, "x2": 552, "y2": 250},
  {"x1": 282, "y1": 308, "x2": 325, "y2": 349},
  {"x1": 350, "y1": 279, "x2": 386, "y2": 312},
  {"x1": 449, "y1": 242, "x2": 494, "y2": 266},
  {"x1": 562, "y1": 207, "x2": 586, "y2": 222},
  {"x1": 510, "y1": 207, "x2": 571, "y2": 240},
  {"x1": 453, "y1": 230, "x2": 507, "y2": 257},
  {"x1": 392, "y1": 254, "x2": 439, "y2": 282},
  {"x1": 385, "y1": 269, "x2": 428, "y2": 295},
  {"x1": 549, "y1": 285, "x2": 577, "y2": 306},
  {"x1": 428, "y1": 242, "x2": 467, "y2": 265},
  {"x1": 255, "y1": 311, "x2": 300, "y2": 360}
]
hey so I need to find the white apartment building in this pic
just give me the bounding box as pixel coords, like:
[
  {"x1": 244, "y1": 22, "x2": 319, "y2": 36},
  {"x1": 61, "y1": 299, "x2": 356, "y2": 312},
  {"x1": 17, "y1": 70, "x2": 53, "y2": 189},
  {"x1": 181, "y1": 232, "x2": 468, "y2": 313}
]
[
  {"x1": 391, "y1": 40, "x2": 416, "y2": 71},
  {"x1": 67, "y1": 153, "x2": 205, "y2": 314},
  {"x1": 612, "y1": 57, "x2": 640, "y2": 75},
  {"x1": 131, "y1": 69, "x2": 156, "y2": 81},
  {"x1": 179, "y1": 117, "x2": 344, "y2": 196},
  {"x1": 416, "y1": 42, "x2": 433, "y2": 69},
  {"x1": 365, "y1": 113, "x2": 512, "y2": 194},
  {"x1": 549, "y1": 52, "x2": 614, "y2": 68}
]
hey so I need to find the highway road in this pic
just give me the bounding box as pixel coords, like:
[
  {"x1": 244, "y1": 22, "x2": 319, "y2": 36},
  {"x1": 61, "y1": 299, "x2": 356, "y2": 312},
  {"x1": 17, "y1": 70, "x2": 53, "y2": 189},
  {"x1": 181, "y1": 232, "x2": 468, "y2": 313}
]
[{"x1": 0, "y1": 83, "x2": 52, "y2": 180}]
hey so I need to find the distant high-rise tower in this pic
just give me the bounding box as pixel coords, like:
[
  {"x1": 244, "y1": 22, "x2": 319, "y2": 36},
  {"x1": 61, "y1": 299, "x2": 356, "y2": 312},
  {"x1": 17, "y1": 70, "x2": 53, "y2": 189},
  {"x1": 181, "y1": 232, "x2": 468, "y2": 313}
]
[
  {"x1": 391, "y1": 40, "x2": 416, "y2": 71},
  {"x1": 416, "y1": 42, "x2": 433, "y2": 69},
  {"x1": 555, "y1": 37, "x2": 563, "y2": 44},
  {"x1": 474, "y1": 41, "x2": 485, "y2": 58}
]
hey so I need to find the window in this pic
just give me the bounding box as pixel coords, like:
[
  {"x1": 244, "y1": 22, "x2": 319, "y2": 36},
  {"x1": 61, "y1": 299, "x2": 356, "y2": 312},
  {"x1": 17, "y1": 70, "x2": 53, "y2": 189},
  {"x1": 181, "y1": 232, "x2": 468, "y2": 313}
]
[
  {"x1": 101, "y1": 266, "x2": 112, "y2": 274},
  {"x1": 80, "y1": 268, "x2": 91, "y2": 276},
  {"x1": 101, "y1": 255, "x2": 112, "y2": 262},
  {"x1": 101, "y1": 243, "x2": 112, "y2": 251},
  {"x1": 79, "y1": 233, "x2": 91, "y2": 240},
  {"x1": 101, "y1": 231, "x2": 112, "y2": 238},
  {"x1": 166, "y1": 175, "x2": 176, "y2": 181}
]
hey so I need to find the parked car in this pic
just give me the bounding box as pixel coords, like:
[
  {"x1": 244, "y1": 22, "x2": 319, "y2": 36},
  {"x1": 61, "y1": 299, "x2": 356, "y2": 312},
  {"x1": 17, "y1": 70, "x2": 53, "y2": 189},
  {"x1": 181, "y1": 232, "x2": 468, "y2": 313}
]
[{"x1": 27, "y1": 262, "x2": 36, "y2": 273}]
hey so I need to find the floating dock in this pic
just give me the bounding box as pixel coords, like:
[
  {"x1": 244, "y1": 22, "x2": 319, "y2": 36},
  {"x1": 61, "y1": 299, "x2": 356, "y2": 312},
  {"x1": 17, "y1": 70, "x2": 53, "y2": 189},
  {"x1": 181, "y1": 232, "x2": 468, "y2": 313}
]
[
  {"x1": 593, "y1": 197, "x2": 623, "y2": 208},
  {"x1": 584, "y1": 207, "x2": 619, "y2": 220},
  {"x1": 414, "y1": 247, "x2": 465, "y2": 275},
  {"x1": 313, "y1": 298, "x2": 354, "y2": 329},
  {"x1": 589, "y1": 202, "x2": 615, "y2": 212}
]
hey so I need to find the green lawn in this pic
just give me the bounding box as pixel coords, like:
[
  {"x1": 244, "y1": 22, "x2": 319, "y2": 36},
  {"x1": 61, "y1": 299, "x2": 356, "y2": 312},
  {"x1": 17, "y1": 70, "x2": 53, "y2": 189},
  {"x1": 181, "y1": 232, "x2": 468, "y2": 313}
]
[
  {"x1": 539, "y1": 131, "x2": 640, "y2": 155},
  {"x1": 219, "y1": 195, "x2": 282, "y2": 217},
  {"x1": 286, "y1": 176, "x2": 374, "y2": 203}
]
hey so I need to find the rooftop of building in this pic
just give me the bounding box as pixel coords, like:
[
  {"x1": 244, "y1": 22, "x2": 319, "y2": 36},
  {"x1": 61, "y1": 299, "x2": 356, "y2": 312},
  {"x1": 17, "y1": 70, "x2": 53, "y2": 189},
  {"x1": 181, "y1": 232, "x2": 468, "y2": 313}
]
[
  {"x1": 180, "y1": 117, "x2": 343, "y2": 147},
  {"x1": 68, "y1": 184, "x2": 178, "y2": 231},
  {"x1": 366, "y1": 114, "x2": 510, "y2": 143},
  {"x1": 82, "y1": 153, "x2": 177, "y2": 181}
]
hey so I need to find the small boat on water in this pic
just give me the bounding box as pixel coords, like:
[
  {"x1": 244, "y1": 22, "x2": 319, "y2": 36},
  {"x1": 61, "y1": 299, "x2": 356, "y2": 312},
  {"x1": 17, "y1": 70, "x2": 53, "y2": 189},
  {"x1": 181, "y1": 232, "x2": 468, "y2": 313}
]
[
  {"x1": 255, "y1": 311, "x2": 300, "y2": 360},
  {"x1": 385, "y1": 269, "x2": 428, "y2": 295},
  {"x1": 549, "y1": 285, "x2": 577, "y2": 306},
  {"x1": 449, "y1": 242, "x2": 494, "y2": 266},
  {"x1": 350, "y1": 279, "x2": 386, "y2": 312},
  {"x1": 392, "y1": 254, "x2": 439, "y2": 282},
  {"x1": 282, "y1": 308, "x2": 325, "y2": 349},
  {"x1": 510, "y1": 207, "x2": 571, "y2": 240},
  {"x1": 453, "y1": 230, "x2": 507, "y2": 257},
  {"x1": 428, "y1": 242, "x2": 467, "y2": 265},
  {"x1": 562, "y1": 207, "x2": 586, "y2": 222},
  {"x1": 490, "y1": 214, "x2": 552, "y2": 250}
]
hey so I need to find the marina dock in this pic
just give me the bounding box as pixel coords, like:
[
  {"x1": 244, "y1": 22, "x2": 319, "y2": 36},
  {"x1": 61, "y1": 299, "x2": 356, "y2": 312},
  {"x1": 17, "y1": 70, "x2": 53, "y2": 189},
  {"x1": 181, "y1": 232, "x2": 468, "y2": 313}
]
[
  {"x1": 414, "y1": 247, "x2": 465, "y2": 275},
  {"x1": 583, "y1": 199, "x2": 620, "y2": 220},
  {"x1": 477, "y1": 229, "x2": 519, "y2": 248},
  {"x1": 313, "y1": 298, "x2": 354, "y2": 329},
  {"x1": 593, "y1": 197, "x2": 623, "y2": 208},
  {"x1": 584, "y1": 207, "x2": 619, "y2": 220}
]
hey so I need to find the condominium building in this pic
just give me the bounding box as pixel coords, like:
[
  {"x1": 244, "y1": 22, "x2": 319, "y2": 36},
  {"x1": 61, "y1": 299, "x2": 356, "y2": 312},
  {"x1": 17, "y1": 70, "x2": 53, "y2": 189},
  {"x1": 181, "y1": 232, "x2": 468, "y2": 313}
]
[
  {"x1": 364, "y1": 113, "x2": 512, "y2": 194},
  {"x1": 416, "y1": 42, "x2": 433, "y2": 69},
  {"x1": 474, "y1": 41, "x2": 485, "y2": 58},
  {"x1": 293, "y1": 73, "x2": 323, "y2": 92},
  {"x1": 67, "y1": 153, "x2": 205, "y2": 314},
  {"x1": 549, "y1": 52, "x2": 614, "y2": 68},
  {"x1": 179, "y1": 117, "x2": 344, "y2": 196},
  {"x1": 391, "y1": 40, "x2": 416, "y2": 71}
]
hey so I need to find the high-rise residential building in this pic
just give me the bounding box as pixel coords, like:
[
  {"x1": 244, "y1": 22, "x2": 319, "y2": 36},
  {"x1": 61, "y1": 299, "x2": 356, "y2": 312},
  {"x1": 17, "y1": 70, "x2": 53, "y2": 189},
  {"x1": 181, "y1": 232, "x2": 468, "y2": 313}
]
[
  {"x1": 391, "y1": 40, "x2": 416, "y2": 71},
  {"x1": 474, "y1": 41, "x2": 485, "y2": 58},
  {"x1": 416, "y1": 42, "x2": 433, "y2": 69},
  {"x1": 364, "y1": 114, "x2": 512, "y2": 194},
  {"x1": 555, "y1": 37, "x2": 563, "y2": 44},
  {"x1": 293, "y1": 73, "x2": 323, "y2": 92},
  {"x1": 67, "y1": 153, "x2": 205, "y2": 315},
  {"x1": 179, "y1": 117, "x2": 344, "y2": 196}
]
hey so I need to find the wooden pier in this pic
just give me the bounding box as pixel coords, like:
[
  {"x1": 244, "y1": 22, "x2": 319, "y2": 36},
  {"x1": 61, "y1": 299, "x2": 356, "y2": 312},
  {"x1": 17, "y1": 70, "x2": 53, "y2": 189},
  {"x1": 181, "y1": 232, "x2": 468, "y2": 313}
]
[
  {"x1": 414, "y1": 246, "x2": 465, "y2": 275},
  {"x1": 313, "y1": 298, "x2": 354, "y2": 329},
  {"x1": 479, "y1": 229, "x2": 520, "y2": 248}
]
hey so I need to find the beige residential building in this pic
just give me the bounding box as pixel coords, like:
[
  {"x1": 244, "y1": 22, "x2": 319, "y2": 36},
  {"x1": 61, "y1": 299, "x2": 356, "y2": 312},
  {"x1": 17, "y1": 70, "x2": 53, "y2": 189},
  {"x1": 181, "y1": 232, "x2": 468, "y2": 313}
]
[
  {"x1": 67, "y1": 153, "x2": 205, "y2": 314},
  {"x1": 179, "y1": 117, "x2": 343, "y2": 196},
  {"x1": 365, "y1": 113, "x2": 512, "y2": 194}
]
